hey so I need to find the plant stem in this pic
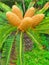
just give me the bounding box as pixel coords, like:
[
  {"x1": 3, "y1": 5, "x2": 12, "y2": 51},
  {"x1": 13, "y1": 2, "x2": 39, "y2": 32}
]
[
  {"x1": 21, "y1": 0, "x2": 25, "y2": 13},
  {"x1": 20, "y1": 32, "x2": 23, "y2": 65}
]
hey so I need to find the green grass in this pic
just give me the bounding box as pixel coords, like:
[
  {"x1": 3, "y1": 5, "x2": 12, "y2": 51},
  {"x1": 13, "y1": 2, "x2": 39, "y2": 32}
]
[{"x1": 24, "y1": 48, "x2": 49, "y2": 65}]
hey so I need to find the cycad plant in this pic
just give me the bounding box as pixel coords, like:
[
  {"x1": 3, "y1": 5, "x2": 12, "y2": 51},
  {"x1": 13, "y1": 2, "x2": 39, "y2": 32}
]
[{"x1": 0, "y1": 2, "x2": 49, "y2": 65}]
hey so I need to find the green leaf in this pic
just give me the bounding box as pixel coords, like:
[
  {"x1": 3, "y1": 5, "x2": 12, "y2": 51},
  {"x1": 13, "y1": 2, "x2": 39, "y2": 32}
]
[
  {"x1": 37, "y1": 0, "x2": 43, "y2": 5},
  {"x1": 15, "y1": 32, "x2": 24, "y2": 65},
  {"x1": 40, "y1": 34, "x2": 49, "y2": 47},
  {"x1": 36, "y1": 2, "x2": 49, "y2": 14},
  {"x1": 47, "y1": 11, "x2": 49, "y2": 17},
  {"x1": 1, "y1": 34, "x2": 15, "y2": 65},
  {"x1": 0, "y1": 2, "x2": 11, "y2": 12},
  {"x1": 26, "y1": 28, "x2": 43, "y2": 50},
  {"x1": 34, "y1": 17, "x2": 49, "y2": 34},
  {"x1": 0, "y1": 12, "x2": 8, "y2": 25},
  {"x1": 39, "y1": 17, "x2": 49, "y2": 25},
  {"x1": 35, "y1": 24, "x2": 49, "y2": 34},
  {"x1": 0, "y1": 24, "x2": 16, "y2": 49},
  {"x1": 0, "y1": 20, "x2": 8, "y2": 25},
  {"x1": 28, "y1": 1, "x2": 35, "y2": 8},
  {"x1": 0, "y1": 12, "x2": 7, "y2": 21}
]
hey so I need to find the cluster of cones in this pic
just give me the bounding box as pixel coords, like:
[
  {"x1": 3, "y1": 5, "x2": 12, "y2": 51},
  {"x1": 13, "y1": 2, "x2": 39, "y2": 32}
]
[{"x1": 6, "y1": 2, "x2": 49, "y2": 32}]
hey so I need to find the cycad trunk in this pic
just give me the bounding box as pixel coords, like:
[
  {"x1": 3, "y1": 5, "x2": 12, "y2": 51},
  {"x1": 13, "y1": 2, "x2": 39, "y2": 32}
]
[
  {"x1": 24, "y1": 33, "x2": 33, "y2": 51},
  {"x1": 10, "y1": 33, "x2": 33, "y2": 65},
  {"x1": 10, "y1": 38, "x2": 16, "y2": 65}
]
